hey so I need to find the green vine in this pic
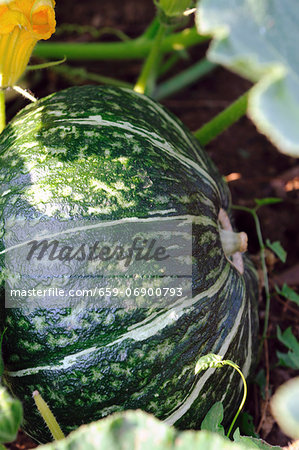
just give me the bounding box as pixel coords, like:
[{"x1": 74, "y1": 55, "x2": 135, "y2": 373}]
[
  {"x1": 232, "y1": 198, "x2": 282, "y2": 355},
  {"x1": 34, "y1": 27, "x2": 209, "y2": 60},
  {"x1": 26, "y1": 57, "x2": 67, "y2": 71},
  {"x1": 195, "y1": 353, "x2": 247, "y2": 439},
  {"x1": 134, "y1": 23, "x2": 166, "y2": 95},
  {"x1": 158, "y1": 52, "x2": 182, "y2": 76},
  {"x1": 193, "y1": 91, "x2": 249, "y2": 146},
  {"x1": 155, "y1": 58, "x2": 216, "y2": 100}
]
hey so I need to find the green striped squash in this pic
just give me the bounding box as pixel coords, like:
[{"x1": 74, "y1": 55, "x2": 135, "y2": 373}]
[{"x1": 0, "y1": 86, "x2": 258, "y2": 443}]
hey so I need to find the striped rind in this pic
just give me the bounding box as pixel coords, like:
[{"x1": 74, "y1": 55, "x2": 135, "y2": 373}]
[{"x1": 0, "y1": 86, "x2": 258, "y2": 443}]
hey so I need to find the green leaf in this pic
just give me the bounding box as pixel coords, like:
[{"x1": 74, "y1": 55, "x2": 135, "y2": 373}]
[
  {"x1": 233, "y1": 428, "x2": 280, "y2": 449},
  {"x1": 276, "y1": 284, "x2": 299, "y2": 306},
  {"x1": 276, "y1": 326, "x2": 299, "y2": 369},
  {"x1": 36, "y1": 410, "x2": 278, "y2": 450},
  {"x1": 0, "y1": 387, "x2": 23, "y2": 444},
  {"x1": 195, "y1": 353, "x2": 223, "y2": 374},
  {"x1": 265, "y1": 239, "x2": 287, "y2": 263},
  {"x1": 277, "y1": 326, "x2": 299, "y2": 352},
  {"x1": 196, "y1": 0, "x2": 299, "y2": 157},
  {"x1": 200, "y1": 402, "x2": 225, "y2": 436},
  {"x1": 254, "y1": 198, "x2": 282, "y2": 207},
  {"x1": 276, "y1": 350, "x2": 299, "y2": 370},
  {"x1": 238, "y1": 412, "x2": 257, "y2": 438},
  {"x1": 271, "y1": 376, "x2": 299, "y2": 440}
]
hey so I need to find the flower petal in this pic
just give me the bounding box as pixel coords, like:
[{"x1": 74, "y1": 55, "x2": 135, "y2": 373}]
[
  {"x1": 0, "y1": 0, "x2": 56, "y2": 86},
  {"x1": 0, "y1": 26, "x2": 37, "y2": 86},
  {"x1": 0, "y1": 7, "x2": 29, "y2": 34},
  {"x1": 30, "y1": 0, "x2": 56, "y2": 39}
]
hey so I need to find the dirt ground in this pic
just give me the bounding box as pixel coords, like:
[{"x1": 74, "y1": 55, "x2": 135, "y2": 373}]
[{"x1": 5, "y1": 0, "x2": 299, "y2": 448}]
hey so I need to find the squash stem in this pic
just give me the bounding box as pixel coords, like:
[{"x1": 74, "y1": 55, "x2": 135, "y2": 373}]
[
  {"x1": 155, "y1": 58, "x2": 216, "y2": 100},
  {"x1": 0, "y1": 90, "x2": 6, "y2": 134},
  {"x1": 251, "y1": 210, "x2": 270, "y2": 352},
  {"x1": 158, "y1": 53, "x2": 181, "y2": 77},
  {"x1": 219, "y1": 229, "x2": 247, "y2": 256},
  {"x1": 193, "y1": 91, "x2": 249, "y2": 146},
  {"x1": 226, "y1": 361, "x2": 248, "y2": 438},
  {"x1": 32, "y1": 390, "x2": 65, "y2": 441},
  {"x1": 140, "y1": 16, "x2": 161, "y2": 40},
  {"x1": 33, "y1": 27, "x2": 208, "y2": 61},
  {"x1": 134, "y1": 23, "x2": 166, "y2": 95}
]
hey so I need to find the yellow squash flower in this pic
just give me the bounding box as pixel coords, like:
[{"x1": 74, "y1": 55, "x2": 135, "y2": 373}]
[{"x1": 0, "y1": 0, "x2": 56, "y2": 87}]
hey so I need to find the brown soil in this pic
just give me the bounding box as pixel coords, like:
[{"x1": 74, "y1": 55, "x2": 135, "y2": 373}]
[{"x1": 4, "y1": 0, "x2": 299, "y2": 448}]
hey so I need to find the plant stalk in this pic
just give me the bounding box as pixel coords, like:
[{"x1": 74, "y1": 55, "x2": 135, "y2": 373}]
[
  {"x1": 141, "y1": 16, "x2": 161, "y2": 40},
  {"x1": 232, "y1": 205, "x2": 271, "y2": 357},
  {"x1": 226, "y1": 362, "x2": 248, "y2": 438},
  {"x1": 155, "y1": 58, "x2": 216, "y2": 100},
  {"x1": 134, "y1": 23, "x2": 166, "y2": 95},
  {"x1": 193, "y1": 91, "x2": 249, "y2": 146},
  {"x1": 26, "y1": 57, "x2": 66, "y2": 71},
  {"x1": 34, "y1": 27, "x2": 209, "y2": 60},
  {"x1": 252, "y1": 210, "x2": 270, "y2": 348},
  {"x1": 0, "y1": 90, "x2": 6, "y2": 134}
]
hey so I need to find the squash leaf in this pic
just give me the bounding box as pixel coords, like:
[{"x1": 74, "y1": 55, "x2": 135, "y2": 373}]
[
  {"x1": 0, "y1": 386, "x2": 23, "y2": 444},
  {"x1": 276, "y1": 284, "x2": 299, "y2": 306},
  {"x1": 233, "y1": 428, "x2": 281, "y2": 449},
  {"x1": 238, "y1": 412, "x2": 257, "y2": 438},
  {"x1": 254, "y1": 198, "x2": 282, "y2": 207},
  {"x1": 200, "y1": 402, "x2": 225, "y2": 436},
  {"x1": 196, "y1": 0, "x2": 299, "y2": 157},
  {"x1": 37, "y1": 410, "x2": 280, "y2": 450},
  {"x1": 195, "y1": 353, "x2": 223, "y2": 373},
  {"x1": 277, "y1": 326, "x2": 299, "y2": 369},
  {"x1": 265, "y1": 239, "x2": 287, "y2": 263},
  {"x1": 271, "y1": 377, "x2": 299, "y2": 440}
]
